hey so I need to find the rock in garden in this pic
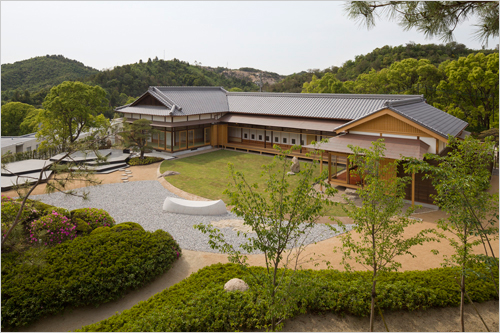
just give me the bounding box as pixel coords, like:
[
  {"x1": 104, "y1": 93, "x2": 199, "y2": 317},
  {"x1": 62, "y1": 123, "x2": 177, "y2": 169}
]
[
  {"x1": 224, "y1": 278, "x2": 249, "y2": 292},
  {"x1": 158, "y1": 171, "x2": 181, "y2": 178},
  {"x1": 290, "y1": 156, "x2": 300, "y2": 173},
  {"x1": 287, "y1": 171, "x2": 295, "y2": 176},
  {"x1": 345, "y1": 188, "x2": 358, "y2": 195}
]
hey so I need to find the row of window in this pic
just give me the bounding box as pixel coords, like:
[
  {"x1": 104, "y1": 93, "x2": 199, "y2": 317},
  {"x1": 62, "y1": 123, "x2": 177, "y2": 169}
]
[{"x1": 243, "y1": 132, "x2": 303, "y2": 145}]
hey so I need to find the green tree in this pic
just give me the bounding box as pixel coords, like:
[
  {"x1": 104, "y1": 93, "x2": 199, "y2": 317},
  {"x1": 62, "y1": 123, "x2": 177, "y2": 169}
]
[
  {"x1": 229, "y1": 87, "x2": 243, "y2": 92},
  {"x1": 352, "y1": 68, "x2": 390, "y2": 94},
  {"x1": 302, "y1": 73, "x2": 351, "y2": 93},
  {"x1": 405, "y1": 136, "x2": 498, "y2": 332},
  {"x1": 434, "y1": 53, "x2": 499, "y2": 131},
  {"x1": 196, "y1": 146, "x2": 336, "y2": 331},
  {"x1": 1, "y1": 102, "x2": 39, "y2": 136},
  {"x1": 345, "y1": 1, "x2": 499, "y2": 45},
  {"x1": 125, "y1": 96, "x2": 137, "y2": 105},
  {"x1": 120, "y1": 119, "x2": 158, "y2": 160},
  {"x1": 19, "y1": 108, "x2": 41, "y2": 134},
  {"x1": 334, "y1": 139, "x2": 434, "y2": 332},
  {"x1": 37, "y1": 81, "x2": 109, "y2": 151}
]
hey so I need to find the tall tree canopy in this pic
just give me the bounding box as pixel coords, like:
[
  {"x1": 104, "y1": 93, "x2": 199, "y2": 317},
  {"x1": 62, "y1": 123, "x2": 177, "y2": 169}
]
[
  {"x1": 345, "y1": 1, "x2": 499, "y2": 45},
  {"x1": 435, "y1": 52, "x2": 499, "y2": 130},
  {"x1": 1, "y1": 102, "x2": 41, "y2": 136},
  {"x1": 37, "y1": 81, "x2": 109, "y2": 150}
]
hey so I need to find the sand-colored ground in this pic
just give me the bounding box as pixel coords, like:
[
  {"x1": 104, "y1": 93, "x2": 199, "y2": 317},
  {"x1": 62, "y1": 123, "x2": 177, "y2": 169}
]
[{"x1": 6, "y1": 158, "x2": 499, "y2": 332}]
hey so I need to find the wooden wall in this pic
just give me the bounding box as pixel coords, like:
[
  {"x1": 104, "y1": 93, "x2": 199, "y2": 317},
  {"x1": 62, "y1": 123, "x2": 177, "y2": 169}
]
[
  {"x1": 350, "y1": 114, "x2": 428, "y2": 136},
  {"x1": 397, "y1": 162, "x2": 438, "y2": 205},
  {"x1": 216, "y1": 124, "x2": 228, "y2": 146}
]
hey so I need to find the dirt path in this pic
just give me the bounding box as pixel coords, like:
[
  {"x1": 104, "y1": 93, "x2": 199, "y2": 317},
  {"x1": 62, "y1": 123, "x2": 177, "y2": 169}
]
[{"x1": 10, "y1": 162, "x2": 499, "y2": 332}]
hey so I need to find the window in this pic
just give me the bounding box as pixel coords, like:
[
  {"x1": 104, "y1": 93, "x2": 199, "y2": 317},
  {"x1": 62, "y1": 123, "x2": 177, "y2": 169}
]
[
  {"x1": 266, "y1": 136, "x2": 270, "y2": 141},
  {"x1": 36, "y1": 144, "x2": 39, "y2": 150},
  {"x1": 258, "y1": 135, "x2": 262, "y2": 140},
  {"x1": 300, "y1": 140, "x2": 304, "y2": 145},
  {"x1": 244, "y1": 133, "x2": 248, "y2": 139},
  {"x1": 27, "y1": 146, "x2": 31, "y2": 152},
  {"x1": 251, "y1": 134, "x2": 255, "y2": 140},
  {"x1": 275, "y1": 137, "x2": 279, "y2": 142},
  {"x1": 291, "y1": 139, "x2": 296, "y2": 144},
  {"x1": 283, "y1": 138, "x2": 287, "y2": 144}
]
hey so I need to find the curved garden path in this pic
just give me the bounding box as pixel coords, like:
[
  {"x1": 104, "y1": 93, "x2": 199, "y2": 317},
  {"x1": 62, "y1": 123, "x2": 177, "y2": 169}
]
[{"x1": 11, "y1": 159, "x2": 499, "y2": 332}]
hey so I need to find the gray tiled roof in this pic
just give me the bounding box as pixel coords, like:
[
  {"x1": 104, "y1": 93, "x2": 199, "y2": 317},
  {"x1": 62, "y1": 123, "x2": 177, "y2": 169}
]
[
  {"x1": 227, "y1": 92, "x2": 420, "y2": 120},
  {"x1": 1, "y1": 133, "x2": 37, "y2": 148},
  {"x1": 155, "y1": 86, "x2": 229, "y2": 115},
  {"x1": 387, "y1": 100, "x2": 469, "y2": 139},
  {"x1": 333, "y1": 97, "x2": 469, "y2": 139},
  {"x1": 117, "y1": 105, "x2": 171, "y2": 116}
]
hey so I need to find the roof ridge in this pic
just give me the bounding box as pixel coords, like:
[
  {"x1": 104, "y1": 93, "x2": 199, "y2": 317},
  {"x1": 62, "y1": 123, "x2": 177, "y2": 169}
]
[
  {"x1": 385, "y1": 96, "x2": 425, "y2": 107},
  {"x1": 149, "y1": 87, "x2": 175, "y2": 109},
  {"x1": 154, "y1": 86, "x2": 226, "y2": 90},
  {"x1": 227, "y1": 91, "x2": 423, "y2": 100}
]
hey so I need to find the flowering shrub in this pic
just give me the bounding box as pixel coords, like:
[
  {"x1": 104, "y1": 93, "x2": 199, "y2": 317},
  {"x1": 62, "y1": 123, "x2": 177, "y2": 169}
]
[
  {"x1": 28, "y1": 211, "x2": 77, "y2": 246},
  {"x1": 1, "y1": 194, "x2": 14, "y2": 203},
  {"x1": 71, "y1": 208, "x2": 116, "y2": 232}
]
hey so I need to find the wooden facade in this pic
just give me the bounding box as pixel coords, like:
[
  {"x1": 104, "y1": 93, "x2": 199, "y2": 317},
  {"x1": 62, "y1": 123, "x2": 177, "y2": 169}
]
[{"x1": 349, "y1": 113, "x2": 430, "y2": 136}]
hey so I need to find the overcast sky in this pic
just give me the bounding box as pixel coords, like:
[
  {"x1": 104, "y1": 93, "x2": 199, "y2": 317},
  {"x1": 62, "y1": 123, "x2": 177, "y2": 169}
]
[{"x1": 1, "y1": 1, "x2": 495, "y2": 75}]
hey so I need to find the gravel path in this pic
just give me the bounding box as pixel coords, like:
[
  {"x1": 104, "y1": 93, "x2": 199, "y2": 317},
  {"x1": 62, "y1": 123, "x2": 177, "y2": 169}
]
[{"x1": 32, "y1": 180, "x2": 352, "y2": 254}]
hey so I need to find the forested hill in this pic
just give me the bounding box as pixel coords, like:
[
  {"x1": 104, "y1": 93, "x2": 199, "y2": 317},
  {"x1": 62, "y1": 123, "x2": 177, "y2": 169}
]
[
  {"x1": 1, "y1": 55, "x2": 99, "y2": 94},
  {"x1": 1, "y1": 56, "x2": 268, "y2": 108},
  {"x1": 263, "y1": 42, "x2": 498, "y2": 92},
  {"x1": 84, "y1": 58, "x2": 261, "y2": 107}
]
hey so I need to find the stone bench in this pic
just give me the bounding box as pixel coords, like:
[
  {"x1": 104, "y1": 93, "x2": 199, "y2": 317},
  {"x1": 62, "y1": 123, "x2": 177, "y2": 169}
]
[{"x1": 162, "y1": 197, "x2": 227, "y2": 216}]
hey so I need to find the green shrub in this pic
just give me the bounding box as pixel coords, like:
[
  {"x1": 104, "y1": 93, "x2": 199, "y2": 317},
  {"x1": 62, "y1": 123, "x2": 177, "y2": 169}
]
[
  {"x1": 70, "y1": 208, "x2": 116, "y2": 232},
  {"x1": 1, "y1": 200, "x2": 41, "y2": 251},
  {"x1": 78, "y1": 263, "x2": 499, "y2": 332},
  {"x1": 127, "y1": 156, "x2": 164, "y2": 166},
  {"x1": 1, "y1": 229, "x2": 182, "y2": 330},
  {"x1": 27, "y1": 211, "x2": 77, "y2": 246},
  {"x1": 90, "y1": 226, "x2": 111, "y2": 235},
  {"x1": 74, "y1": 218, "x2": 92, "y2": 234},
  {"x1": 15, "y1": 198, "x2": 55, "y2": 216},
  {"x1": 111, "y1": 222, "x2": 144, "y2": 232}
]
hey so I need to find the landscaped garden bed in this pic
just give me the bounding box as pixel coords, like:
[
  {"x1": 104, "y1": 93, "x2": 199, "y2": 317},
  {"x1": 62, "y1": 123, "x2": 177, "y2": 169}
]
[
  {"x1": 77, "y1": 262, "x2": 499, "y2": 332},
  {"x1": 128, "y1": 156, "x2": 164, "y2": 166},
  {"x1": 1, "y1": 197, "x2": 182, "y2": 330},
  {"x1": 159, "y1": 150, "x2": 347, "y2": 216}
]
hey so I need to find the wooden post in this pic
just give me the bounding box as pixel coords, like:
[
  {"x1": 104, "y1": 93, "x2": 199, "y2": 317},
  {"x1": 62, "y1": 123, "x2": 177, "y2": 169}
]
[
  {"x1": 264, "y1": 130, "x2": 266, "y2": 149},
  {"x1": 328, "y1": 153, "x2": 332, "y2": 186},
  {"x1": 320, "y1": 153, "x2": 324, "y2": 191},
  {"x1": 347, "y1": 156, "x2": 351, "y2": 185},
  {"x1": 334, "y1": 155, "x2": 337, "y2": 180},
  {"x1": 411, "y1": 171, "x2": 415, "y2": 207}
]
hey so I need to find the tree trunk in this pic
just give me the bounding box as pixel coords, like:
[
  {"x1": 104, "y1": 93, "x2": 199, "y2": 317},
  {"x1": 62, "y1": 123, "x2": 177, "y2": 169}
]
[
  {"x1": 370, "y1": 278, "x2": 377, "y2": 332},
  {"x1": 460, "y1": 273, "x2": 465, "y2": 332}
]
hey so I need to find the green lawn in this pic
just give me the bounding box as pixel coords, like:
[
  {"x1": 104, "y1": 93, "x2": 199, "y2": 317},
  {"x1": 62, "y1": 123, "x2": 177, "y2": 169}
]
[{"x1": 159, "y1": 150, "x2": 347, "y2": 217}]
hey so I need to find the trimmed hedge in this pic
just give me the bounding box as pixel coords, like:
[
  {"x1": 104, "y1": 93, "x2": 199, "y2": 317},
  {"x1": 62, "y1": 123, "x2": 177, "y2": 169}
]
[
  {"x1": 127, "y1": 156, "x2": 164, "y2": 166},
  {"x1": 77, "y1": 263, "x2": 499, "y2": 332},
  {"x1": 1, "y1": 228, "x2": 182, "y2": 330},
  {"x1": 70, "y1": 208, "x2": 116, "y2": 234}
]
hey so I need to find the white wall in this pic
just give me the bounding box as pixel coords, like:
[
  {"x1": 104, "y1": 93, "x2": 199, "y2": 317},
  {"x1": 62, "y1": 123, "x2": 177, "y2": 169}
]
[{"x1": 420, "y1": 137, "x2": 437, "y2": 154}]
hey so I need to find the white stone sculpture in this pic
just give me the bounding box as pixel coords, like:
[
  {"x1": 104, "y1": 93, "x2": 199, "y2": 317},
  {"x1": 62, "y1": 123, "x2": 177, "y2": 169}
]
[
  {"x1": 162, "y1": 197, "x2": 227, "y2": 215},
  {"x1": 224, "y1": 278, "x2": 249, "y2": 292}
]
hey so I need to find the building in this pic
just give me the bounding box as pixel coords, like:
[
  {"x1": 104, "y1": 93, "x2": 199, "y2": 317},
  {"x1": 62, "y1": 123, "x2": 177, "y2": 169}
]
[
  {"x1": 1, "y1": 133, "x2": 39, "y2": 155},
  {"x1": 116, "y1": 86, "x2": 470, "y2": 205}
]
